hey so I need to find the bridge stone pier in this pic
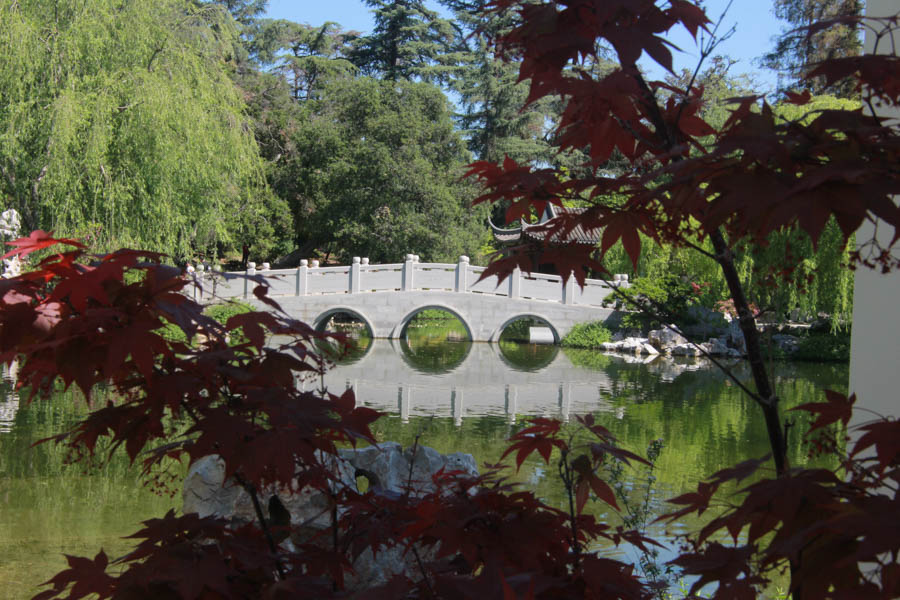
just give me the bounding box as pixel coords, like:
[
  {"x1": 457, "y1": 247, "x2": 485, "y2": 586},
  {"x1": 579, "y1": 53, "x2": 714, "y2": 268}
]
[{"x1": 204, "y1": 254, "x2": 626, "y2": 342}]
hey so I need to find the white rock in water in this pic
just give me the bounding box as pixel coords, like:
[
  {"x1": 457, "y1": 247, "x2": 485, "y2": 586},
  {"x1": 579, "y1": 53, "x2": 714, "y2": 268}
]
[{"x1": 641, "y1": 343, "x2": 660, "y2": 355}]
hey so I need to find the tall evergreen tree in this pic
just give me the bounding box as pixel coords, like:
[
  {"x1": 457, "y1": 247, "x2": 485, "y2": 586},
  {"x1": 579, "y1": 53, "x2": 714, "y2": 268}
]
[
  {"x1": 251, "y1": 20, "x2": 358, "y2": 100},
  {"x1": 203, "y1": 0, "x2": 267, "y2": 26},
  {"x1": 352, "y1": 0, "x2": 460, "y2": 82},
  {"x1": 761, "y1": 0, "x2": 863, "y2": 97},
  {"x1": 443, "y1": 0, "x2": 550, "y2": 165}
]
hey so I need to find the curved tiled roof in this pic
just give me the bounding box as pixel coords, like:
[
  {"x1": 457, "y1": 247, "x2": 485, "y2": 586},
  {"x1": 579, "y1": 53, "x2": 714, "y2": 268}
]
[{"x1": 490, "y1": 205, "x2": 601, "y2": 246}]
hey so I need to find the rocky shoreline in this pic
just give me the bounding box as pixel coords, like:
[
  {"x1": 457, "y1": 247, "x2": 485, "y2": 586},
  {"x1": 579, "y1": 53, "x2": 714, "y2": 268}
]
[{"x1": 599, "y1": 322, "x2": 804, "y2": 359}]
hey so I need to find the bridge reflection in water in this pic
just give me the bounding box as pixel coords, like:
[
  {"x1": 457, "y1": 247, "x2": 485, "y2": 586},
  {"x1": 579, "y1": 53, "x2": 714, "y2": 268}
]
[{"x1": 301, "y1": 339, "x2": 619, "y2": 425}]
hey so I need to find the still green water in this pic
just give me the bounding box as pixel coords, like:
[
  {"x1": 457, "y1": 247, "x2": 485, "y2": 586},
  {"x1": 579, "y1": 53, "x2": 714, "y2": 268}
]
[{"x1": 0, "y1": 332, "x2": 847, "y2": 599}]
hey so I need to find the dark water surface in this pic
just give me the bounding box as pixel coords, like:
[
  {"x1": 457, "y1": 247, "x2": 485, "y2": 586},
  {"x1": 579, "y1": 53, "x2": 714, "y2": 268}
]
[{"x1": 0, "y1": 336, "x2": 847, "y2": 598}]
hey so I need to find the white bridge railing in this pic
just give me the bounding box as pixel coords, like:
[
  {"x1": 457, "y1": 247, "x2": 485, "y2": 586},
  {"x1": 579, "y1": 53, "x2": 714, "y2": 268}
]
[{"x1": 197, "y1": 254, "x2": 628, "y2": 308}]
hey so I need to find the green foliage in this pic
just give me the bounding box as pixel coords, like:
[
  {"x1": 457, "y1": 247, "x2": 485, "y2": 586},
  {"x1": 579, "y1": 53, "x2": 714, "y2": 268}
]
[
  {"x1": 289, "y1": 76, "x2": 490, "y2": 263},
  {"x1": 0, "y1": 0, "x2": 289, "y2": 261},
  {"x1": 560, "y1": 322, "x2": 612, "y2": 349},
  {"x1": 606, "y1": 274, "x2": 714, "y2": 334},
  {"x1": 412, "y1": 309, "x2": 459, "y2": 323},
  {"x1": 157, "y1": 300, "x2": 254, "y2": 345},
  {"x1": 445, "y1": 1, "x2": 553, "y2": 165},
  {"x1": 250, "y1": 20, "x2": 357, "y2": 100},
  {"x1": 792, "y1": 330, "x2": 851, "y2": 362},
  {"x1": 204, "y1": 300, "x2": 255, "y2": 326},
  {"x1": 599, "y1": 220, "x2": 854, "y2": 329},
  {"x1": 352, "y1": 0, "x2": 461, "y2": 83},
  {"x1": 499, "y1": 318, "x2": 541, "y2": 343}
]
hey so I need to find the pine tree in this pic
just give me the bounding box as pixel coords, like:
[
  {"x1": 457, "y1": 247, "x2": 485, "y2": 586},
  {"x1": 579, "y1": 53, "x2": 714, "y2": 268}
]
[
  {"x1": 443, "y1": 0, "x2": 550, "y2": 164},
  {"x1": 252, "y1": 20, "x2": 357, "y2": 100},
  {"x1": 352, "y1": 0, "x2": 461, "y2": 83},
  {"x1": 761, "y1": 0, "x2": 863, "y2": 97}
]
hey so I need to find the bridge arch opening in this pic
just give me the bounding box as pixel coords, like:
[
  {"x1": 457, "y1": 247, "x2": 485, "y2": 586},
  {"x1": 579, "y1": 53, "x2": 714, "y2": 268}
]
[
  {"x1": 394, "y1": 306, "x2": 473, "y2": 374},
  {"x1": 494, "y1": 314, "x2": 560, "y2": 371},
  {"x1": 393, "y1": 305, "x2": 473, "y2": 343},
  {"x1": 313, "y1": 308, "x2": 374, "y2": 365},
  {"x1": 493, "y1": 314, "x2": 561, "y2": 345}
]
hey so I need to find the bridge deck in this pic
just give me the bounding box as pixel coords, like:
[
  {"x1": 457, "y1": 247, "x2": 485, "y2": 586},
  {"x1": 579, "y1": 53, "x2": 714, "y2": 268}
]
[{"x1": 195, "y1": 255, "x2": 627, "y2": 342}]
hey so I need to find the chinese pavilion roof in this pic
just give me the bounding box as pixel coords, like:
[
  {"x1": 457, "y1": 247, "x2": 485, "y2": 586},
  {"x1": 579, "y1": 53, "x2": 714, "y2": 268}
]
[{"x1": 489, "y1": 205, "x2": 600, "y2": 246}]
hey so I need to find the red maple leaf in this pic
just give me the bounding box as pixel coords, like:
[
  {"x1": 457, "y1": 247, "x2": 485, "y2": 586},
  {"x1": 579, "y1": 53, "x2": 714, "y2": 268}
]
[{"x1": 2, "y1": 230, "x2": 85, "y2": 260}]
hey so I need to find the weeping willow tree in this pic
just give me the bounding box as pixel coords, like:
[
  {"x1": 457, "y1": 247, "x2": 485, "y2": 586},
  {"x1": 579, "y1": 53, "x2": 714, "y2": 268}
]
[
  {"x1": 601, "y1": 223, "x2": 854, "y2": 327},
  {"x1": 0, "y1": 0, "x2": 289, "y2": 260}
]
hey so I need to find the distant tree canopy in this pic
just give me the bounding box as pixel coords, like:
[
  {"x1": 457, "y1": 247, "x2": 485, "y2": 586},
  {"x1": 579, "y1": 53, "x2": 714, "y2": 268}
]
[
  {"x1": 288, "y1": 76, "x2": 488, "y2": 263},
  {"x1": 0, "y1": 0, "x2": 289, "y2": 261},
  {"x1": 762, "y1": 0, "x2": 863, "y2": 97}
]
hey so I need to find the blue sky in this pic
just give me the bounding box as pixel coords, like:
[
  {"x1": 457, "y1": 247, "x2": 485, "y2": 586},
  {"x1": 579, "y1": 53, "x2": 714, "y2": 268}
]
[{"x1": 265, "y1": 0, "x2": 784, "y2": 90}]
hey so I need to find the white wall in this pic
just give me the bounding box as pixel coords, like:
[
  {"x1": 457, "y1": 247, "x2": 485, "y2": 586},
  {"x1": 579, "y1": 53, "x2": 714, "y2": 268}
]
[{"x1": 849, "y1": 0, "x2": 900, "y2": 418}]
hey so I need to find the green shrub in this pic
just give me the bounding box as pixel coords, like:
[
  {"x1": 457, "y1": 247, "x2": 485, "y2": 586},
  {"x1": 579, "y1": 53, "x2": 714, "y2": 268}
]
[
  {"x1": 792, "y1": 331, "x2": 851, "y2": 362},
  {"x1": 411, "y1": 309, "x2": 458, "y2": 324},
  {"x1": 607, "y1": 273, "x2": 714, "y2": 334},
  {"x1": 561, "y1": 322, "x2": 612, "y2": 349},
  {"x1": 205, "y1": 301, "x2": 255, "y2": 326},
  {"x1": 758, "y1": 329, "x2": 851, "y2": 363},
  {"x1": 155, "y1": 301, "x2": 255, "y2": 346}
]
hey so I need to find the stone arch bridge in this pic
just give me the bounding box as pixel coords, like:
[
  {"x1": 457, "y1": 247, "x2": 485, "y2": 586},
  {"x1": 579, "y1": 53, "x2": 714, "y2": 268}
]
[{"x1": 202, "y1": 255, "x2": 625, "y2": 343}]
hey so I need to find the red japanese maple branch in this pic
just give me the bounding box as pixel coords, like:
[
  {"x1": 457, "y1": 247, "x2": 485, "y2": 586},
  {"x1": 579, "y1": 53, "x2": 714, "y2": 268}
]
[{"x1": 557, "y1": 448, "x2": 582, "y2": 571}]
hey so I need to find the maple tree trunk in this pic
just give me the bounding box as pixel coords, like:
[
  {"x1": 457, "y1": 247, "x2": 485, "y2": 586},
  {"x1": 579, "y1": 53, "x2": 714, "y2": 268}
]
[{"x1": 709, "y1": 230, "x2": 788, "y2": 476}]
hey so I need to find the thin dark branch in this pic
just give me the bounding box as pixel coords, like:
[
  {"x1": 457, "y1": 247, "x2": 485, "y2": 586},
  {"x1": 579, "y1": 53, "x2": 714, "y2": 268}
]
[
  {"x1": 674, "y1": 0, "x2": 736, "y2": 126},
  {"x1": 559, "y1": 451, "x2": 581, "y2": 570},
  {"x1": 405, "y1": 433, "x2": 422, "y2": 498},
  {"x1": 411, "y1": 545, "x2": 436, "y2": 596},
  {"x1": 234, "y1": 473, "x2": 288, "y2": 580},
  {"x1": 596, "y1": 274, "x2": 763, "y2": 403},
  {"x1": 677, "y1": 237, "x2": 718, "y2": 260}
]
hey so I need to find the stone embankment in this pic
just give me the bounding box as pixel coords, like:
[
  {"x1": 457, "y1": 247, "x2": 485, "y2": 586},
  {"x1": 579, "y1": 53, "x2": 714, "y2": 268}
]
[
  {"x1": 600, "y1": 323, "x2": 744, "y2": 358},
  {"x1": 183, "y1": 444, "x2": 478, "y2": 591},
  {"x1": 600, "y1": 320, "x2": 804, "y2": 359}
]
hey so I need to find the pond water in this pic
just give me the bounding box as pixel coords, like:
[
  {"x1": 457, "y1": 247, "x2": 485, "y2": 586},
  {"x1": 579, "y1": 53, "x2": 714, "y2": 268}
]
[{"x1": 0, "y1": 331, "x2": 847, "y2": 598}]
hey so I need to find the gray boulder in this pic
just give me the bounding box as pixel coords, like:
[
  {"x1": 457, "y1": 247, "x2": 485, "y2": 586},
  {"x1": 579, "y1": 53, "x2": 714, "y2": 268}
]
[
  {"x1": 670, "y1": 343, "x2": 700, "y2": 357},
  {"x1": 338, "y1": 442, "x2": 478, "y2": 498},
  {"x1": 182, "y1": 444, "x2": 478, "y2": 590},
  {"x1": 771, "y1": 333, "x2": 801, "y2": 354},
  {"x1": 648, "y1": 326, "x2": 688, "y2": 351}
]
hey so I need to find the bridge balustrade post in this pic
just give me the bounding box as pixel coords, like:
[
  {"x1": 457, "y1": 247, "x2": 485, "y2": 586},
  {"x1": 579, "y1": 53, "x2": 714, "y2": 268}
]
[
  {"x1": 455, "y1": 255, "x2": 469, "y2": 292},
  {"x1": 296, "y1": 260, "x2": 308, "y2": 296},
  {"x1": 452, "y1": 388, "x2": 464, "y2": 427},
  {"x1": 349, "y1": 257, "x2": 361, "y2": 293},
  {"x1": 509, "y1": 265, "x2": 521, "y2": 299},
  {"x1": 505, "y1": 384, "x2": 517, "y2": 424},
  {"x1": 244, "y1": 262, "x2": 256, "y2": 299},
  {"x1": 402, "y1": 254, "x2": 416, "y2": 291},
  {"x1": 562, "y1": 271, "x2": 576, "y2": 305}
]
